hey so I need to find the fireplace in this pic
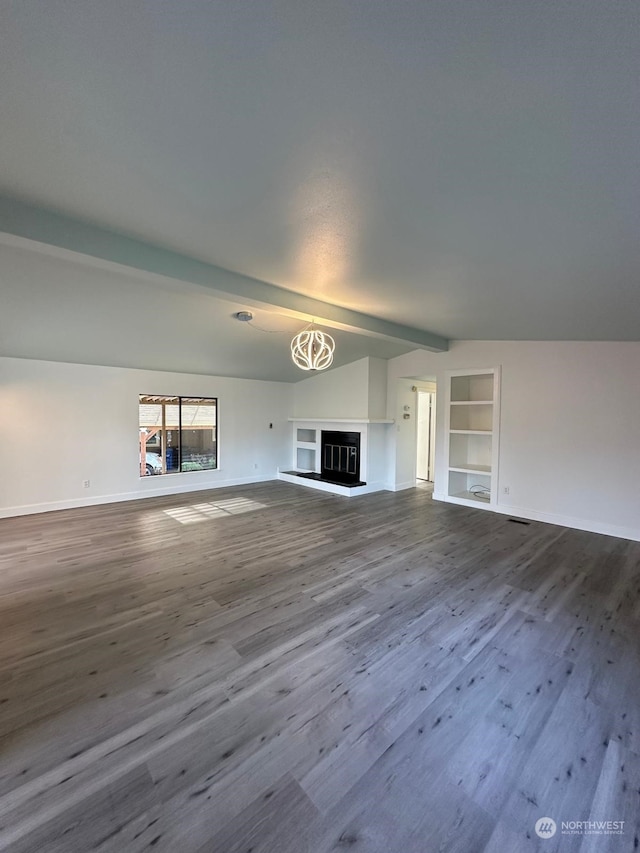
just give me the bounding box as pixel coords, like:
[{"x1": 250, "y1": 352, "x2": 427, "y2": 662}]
[
  {"x1": 281, "y1": 418, "x2": 391, "y2": 495},
  {"x1": 321, "y1": 430, "x2": 361, "y2": 485}
]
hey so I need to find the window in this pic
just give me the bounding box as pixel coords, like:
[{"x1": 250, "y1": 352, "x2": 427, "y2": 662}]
[{"x1": 139, "y1": 395, "x2": 217, "y2": 476}]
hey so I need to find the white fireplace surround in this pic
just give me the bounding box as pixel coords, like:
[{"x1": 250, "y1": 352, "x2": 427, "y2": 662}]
[{"x1": 278, "y1": 418, "x2": 394, "y2": 496}]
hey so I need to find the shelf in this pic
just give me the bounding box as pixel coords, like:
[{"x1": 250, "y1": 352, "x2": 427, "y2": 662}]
[
  {"x1": 450, "y1": 373, "x2": 494, "y2": 403},
  {"x1": 446, "y1": 368, "x2": 499, "y2": 512},
  {"x1": 449, "y1": 432, "x2": 492, "y2": 471},
  {"x1": 295, "y1": 440, "x2": 317, "y2": 448},
  {"x1": 296, "y1": 446, "x2": 316, "y2": 470},
  {"x1": 450, "y1": 402, "x2": 492, "y2": 431},
  {"x1": 450, "y1": 490, "x2": 491, "y2": 504},
  {"x1": 449, "y1": 464, "x2": 491, "y2": 475}
]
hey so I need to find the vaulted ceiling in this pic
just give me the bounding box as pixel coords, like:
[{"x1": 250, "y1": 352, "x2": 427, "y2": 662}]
[{"x1": 0, "y1": 1, "x2": 638, "y2": 381}]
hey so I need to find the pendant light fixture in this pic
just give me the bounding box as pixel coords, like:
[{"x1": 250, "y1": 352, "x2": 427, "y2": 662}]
[{"x1": 290, "y1": 324, "x2": 335, "y2": 371}]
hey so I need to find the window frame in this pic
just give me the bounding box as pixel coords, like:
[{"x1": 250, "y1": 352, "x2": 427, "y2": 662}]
[{"x1": 139, "y1": 395, "x2": 218, "y2": 477}]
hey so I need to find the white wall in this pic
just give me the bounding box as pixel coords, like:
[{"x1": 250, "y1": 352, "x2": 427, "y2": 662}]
[
  {"x1": 367, "y1": 357, "x2": 388, "y2": 419},
  {"x1": 387, "y1": 341, "x2": 640, "y2": 541},
  {"x1": 292, "y1": 357, "x2": 371, "y2": 419},
  {"x1": 0, "y1": 356, "x2": 292, "y2": 517},
  {"x1": 6, "y1": 341, "x2": 638, "y2": 542},
  {"x1": 388, "y1": 378, "x2": 421, "y2": 490}
]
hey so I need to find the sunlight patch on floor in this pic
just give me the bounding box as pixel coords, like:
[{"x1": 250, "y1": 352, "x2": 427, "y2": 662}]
[{"x1": 163, "y1": 498, "x2": 267, "y2": 524}]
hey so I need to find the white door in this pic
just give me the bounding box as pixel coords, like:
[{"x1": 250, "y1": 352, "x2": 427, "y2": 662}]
[{"x1": 416, "y1": 391, "x2": 436, "y2": 481}]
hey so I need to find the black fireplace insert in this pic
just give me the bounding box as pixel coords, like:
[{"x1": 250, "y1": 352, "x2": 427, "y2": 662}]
[{"x1": 320, "y1": 430, "x2": 361, "y2": 485}]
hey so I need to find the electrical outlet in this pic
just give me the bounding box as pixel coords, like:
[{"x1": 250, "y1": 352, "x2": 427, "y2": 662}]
[
  {"x1": 502, "y1": 486, "x2": 510, "y2": 495},
  {"x1": 83, "y1": 479, "x2": 91, "y2": 489}
]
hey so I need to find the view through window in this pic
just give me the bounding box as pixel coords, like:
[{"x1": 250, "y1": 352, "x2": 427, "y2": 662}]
[{"x1": 139, "y1": 395, "x2": 217, "y2": 476}]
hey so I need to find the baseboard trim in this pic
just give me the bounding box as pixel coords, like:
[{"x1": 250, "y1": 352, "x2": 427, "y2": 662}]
[
  {"x1": 493, "y1": 501, "x2": 640, "y2": 543},
  {"x1": 5, "y1": 481, "x2": 638, "y2": 542},
  {"x1": 0, "y1": 474, "x2": 275, "y2": 519},
  {"x1": 391, "y1": 481, "x2": 416, "y2": 492},
  {"x1": 432, "y1": 492, "x2": 639, "y2": 543}
]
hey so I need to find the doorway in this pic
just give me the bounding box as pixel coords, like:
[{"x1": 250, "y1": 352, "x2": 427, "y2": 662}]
[{"x1": 416, "y1": 388, "x2": 436, "y2": 483}]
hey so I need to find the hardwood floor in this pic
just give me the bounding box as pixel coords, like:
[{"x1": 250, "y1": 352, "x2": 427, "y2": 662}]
[{"x1": 0, "y1": 482, "x2": 638, "y2": 852}]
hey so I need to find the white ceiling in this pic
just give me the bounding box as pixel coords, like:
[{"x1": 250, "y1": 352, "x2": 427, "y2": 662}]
[{"x1": 0, "y1": 0, "x2": 639, "y2": 375}]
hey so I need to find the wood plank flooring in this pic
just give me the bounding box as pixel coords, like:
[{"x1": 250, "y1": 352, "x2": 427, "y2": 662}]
[{"x1": 0, "y1": 482, "x2": 638, "y2": 852}]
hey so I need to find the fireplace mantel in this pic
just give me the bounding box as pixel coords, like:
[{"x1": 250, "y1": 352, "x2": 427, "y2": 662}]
[{"x1": 287, "y1": 418, "x2": 394, "y2": 424}]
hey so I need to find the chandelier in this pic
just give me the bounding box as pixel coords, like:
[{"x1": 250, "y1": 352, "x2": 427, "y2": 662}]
[{"x1": 290, "y1": 325, "x2": 335, "y2": 371}]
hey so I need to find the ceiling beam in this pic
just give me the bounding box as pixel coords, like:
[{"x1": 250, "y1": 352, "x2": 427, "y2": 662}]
[{"x1": 0, "y1": 196, "x2": 448, "y2": 352}]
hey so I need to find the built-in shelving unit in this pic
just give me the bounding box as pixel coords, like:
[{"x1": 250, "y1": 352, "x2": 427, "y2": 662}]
[
  {"x1": 294, "y1": 428, "x2": 318, "y2": 472},
  {"x1": 444, "y1": 368, "x2": 500, "y2": 509}
]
